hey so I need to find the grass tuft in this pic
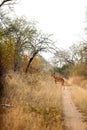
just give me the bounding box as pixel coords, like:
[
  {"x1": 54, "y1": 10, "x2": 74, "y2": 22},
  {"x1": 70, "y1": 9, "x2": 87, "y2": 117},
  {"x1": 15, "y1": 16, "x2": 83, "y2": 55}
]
[{"x1": 0, "y1": 71, "x2": 63, "y2": 130}]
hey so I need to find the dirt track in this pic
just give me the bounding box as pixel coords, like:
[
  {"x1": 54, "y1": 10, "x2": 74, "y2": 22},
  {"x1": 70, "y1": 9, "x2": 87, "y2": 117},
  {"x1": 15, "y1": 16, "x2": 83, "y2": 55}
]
[{"x1": 62, "y1": 87, "x2": 86, "y2": 130}]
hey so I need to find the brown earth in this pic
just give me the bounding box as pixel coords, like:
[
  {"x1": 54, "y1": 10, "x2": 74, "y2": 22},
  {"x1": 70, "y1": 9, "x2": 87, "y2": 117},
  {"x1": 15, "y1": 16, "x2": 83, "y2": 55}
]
[{"x1": 62, "y1": 86, "x2": 86, "y2": 130}]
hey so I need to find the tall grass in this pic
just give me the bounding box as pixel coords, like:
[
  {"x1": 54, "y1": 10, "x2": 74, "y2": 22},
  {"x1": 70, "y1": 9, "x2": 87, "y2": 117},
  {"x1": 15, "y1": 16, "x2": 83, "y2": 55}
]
[
  {"x1": 0, "y1": 71, "x2": 63, "y2": 130},
  {"x1": 70, "y1": 86, "x2": 87, "y2": 119},
  {"x1": 68, "y1": 76, "x2": 87, "y2": 88}
]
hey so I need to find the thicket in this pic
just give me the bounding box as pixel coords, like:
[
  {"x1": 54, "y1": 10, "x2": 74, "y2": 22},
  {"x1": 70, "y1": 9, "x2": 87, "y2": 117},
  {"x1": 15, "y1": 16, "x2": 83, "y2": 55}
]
[{"x1": 52, "y1": 43, "x2": 87, "y2": 79}]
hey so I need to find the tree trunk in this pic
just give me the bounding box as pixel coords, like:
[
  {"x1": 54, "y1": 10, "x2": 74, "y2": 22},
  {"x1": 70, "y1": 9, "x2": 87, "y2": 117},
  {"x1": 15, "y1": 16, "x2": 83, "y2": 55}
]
[
  {"x1": 25, "y1": 52, "x2": 37, "y2": 73},
  {"x1": 13, "y1": 43, "x2": 22, "y2": 72},
  {"x1": 0, "y1": 45, "x2": 4, "y2": 99}
]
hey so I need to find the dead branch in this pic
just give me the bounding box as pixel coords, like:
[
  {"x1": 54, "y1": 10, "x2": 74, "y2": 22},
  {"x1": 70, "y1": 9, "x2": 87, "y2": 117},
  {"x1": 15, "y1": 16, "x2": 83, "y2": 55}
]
[{"x1": 0, "y1": 103, "x2": 14, "y2": 107}]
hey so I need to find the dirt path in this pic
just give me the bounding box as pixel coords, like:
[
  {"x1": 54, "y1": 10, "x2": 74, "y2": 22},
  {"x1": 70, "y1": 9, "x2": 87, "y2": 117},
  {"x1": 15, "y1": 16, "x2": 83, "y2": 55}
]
[{"x1": 62, "y1": 87, "x2": 86, "y2": 130}]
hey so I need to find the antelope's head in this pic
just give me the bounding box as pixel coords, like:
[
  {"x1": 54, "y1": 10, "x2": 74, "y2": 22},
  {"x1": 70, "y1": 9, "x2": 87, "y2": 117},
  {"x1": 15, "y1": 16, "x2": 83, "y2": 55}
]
[{"x1": 51, "y1": 73, "x2": 55, "y2": 77}]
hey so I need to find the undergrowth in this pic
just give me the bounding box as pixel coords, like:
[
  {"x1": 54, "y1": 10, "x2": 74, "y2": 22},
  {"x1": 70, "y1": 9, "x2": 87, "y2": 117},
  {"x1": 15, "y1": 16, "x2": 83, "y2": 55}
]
[{"x1": 0, "y1": 71, "x2": 63, "y2": 130}]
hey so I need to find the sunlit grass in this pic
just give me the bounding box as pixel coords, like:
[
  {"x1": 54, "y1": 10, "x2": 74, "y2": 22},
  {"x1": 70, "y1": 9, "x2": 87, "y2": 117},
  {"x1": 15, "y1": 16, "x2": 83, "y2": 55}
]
[
  {"x1": 0, "y1": 71, "x2": 63, "y2": 130},
  {"x1": 70, "y1": 86, "x2": 87, "y2": 118},
  {"x1": 68, "y1": 76, "x2": 87, "y2": 88}
]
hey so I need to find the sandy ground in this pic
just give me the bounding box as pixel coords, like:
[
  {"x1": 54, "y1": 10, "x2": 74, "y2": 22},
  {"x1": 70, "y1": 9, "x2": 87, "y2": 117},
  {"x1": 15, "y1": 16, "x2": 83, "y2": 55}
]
[{"x1": 62, "y1": 86, "x2": 86, "y2": 130}]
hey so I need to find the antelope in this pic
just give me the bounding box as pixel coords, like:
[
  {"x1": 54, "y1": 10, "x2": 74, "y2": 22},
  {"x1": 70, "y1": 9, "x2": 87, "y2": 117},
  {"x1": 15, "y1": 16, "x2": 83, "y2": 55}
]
[{"x1": 51, "y1": 73, "x2": 64, "y2": 85}]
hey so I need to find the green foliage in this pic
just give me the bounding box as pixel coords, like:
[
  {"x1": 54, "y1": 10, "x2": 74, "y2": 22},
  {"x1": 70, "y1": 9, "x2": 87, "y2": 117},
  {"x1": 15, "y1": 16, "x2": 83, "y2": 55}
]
[
  {"x1": 1, "y1": 16, "x2": 37, "y2": 71},
  {"x1": 52, "y1": 42, "x2": 87, "y2": 79},
  {"x1": 0, "y1": 38, "x2": 14, "y2": 71},
  {"x1": 1, "y1": 16, "x2": 55, "y2": 72},
  {"x1": 53, "y1": 64, "x2": 71, "y2": 78},
  {"x1": 79, "y1": 42, "x2": 87, "y2": 63}
]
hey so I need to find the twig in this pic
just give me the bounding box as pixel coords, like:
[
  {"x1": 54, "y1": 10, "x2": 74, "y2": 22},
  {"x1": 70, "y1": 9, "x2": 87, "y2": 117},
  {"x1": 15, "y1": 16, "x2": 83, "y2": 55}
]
[{"x1": 0, "y1": 103, "x2": 14, "y2": 107}]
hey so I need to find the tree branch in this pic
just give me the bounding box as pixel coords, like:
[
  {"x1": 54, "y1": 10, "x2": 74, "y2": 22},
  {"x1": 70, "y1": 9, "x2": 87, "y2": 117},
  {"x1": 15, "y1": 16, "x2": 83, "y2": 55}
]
[
  {"x1": 0, "y1": 103, "x2": 14, "y2": 107},
  {"x1": 0, "y1": 0, "x2": 12, "y2": 7}
]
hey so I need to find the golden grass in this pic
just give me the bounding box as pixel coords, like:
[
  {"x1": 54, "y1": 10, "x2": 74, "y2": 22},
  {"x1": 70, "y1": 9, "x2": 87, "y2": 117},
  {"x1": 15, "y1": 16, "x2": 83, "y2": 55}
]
[
  {"x1": 70, "y1": 86, "x2": 87, "y2": 118},
  {"x1": 68, "y1": 76, "x2": 87, "y2": 88},
  {"x1": 0, "y1": 71, "x2": 63, "y2": 130}
]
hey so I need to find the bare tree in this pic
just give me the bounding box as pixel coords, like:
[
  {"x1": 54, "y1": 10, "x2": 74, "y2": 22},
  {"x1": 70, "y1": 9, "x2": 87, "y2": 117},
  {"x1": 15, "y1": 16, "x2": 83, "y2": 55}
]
[
  {"x1": 1, "y1": 16, "x2": 37, "y2": 71},
  {"x1": 0, "y1": 0, "x2": 16, "y2": 7},
  {"x1": 53, "y1": 49, "x2": 74, "y2": 67},
  {"x1": 53, "y1": 44, "x2": 81, "y2": 67},
  {"x1": 25, "y1": 33, "x2": 56, "y2": 73},
  {"x1": 1, "y1": 15, "x2": 57, "y2": 73},
  {"x1": 78, "y1": 42, "x2": 87, "y2": 63}
]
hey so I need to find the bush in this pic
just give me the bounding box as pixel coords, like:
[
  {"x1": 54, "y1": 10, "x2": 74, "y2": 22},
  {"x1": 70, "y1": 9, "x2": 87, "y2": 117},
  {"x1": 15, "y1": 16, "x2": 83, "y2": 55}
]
[
  {"x1": 70, "y1": 63, "x2": 87, "y2": 79},
  {"x1": 52, "y1": 64, "x2": 71, "y2": 78}
]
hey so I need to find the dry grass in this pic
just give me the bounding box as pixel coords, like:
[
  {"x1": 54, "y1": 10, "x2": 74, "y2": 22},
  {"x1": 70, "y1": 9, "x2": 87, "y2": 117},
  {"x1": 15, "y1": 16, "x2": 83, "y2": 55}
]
[
  {"x1": 0, "y1": 71, "x2": 63, "y2": 130},
  {"x1": 68, "y1": 76, "x2": 87, "y2": 88},
  {"x1": 70, "y1": 86, "x2": 87, "y2": 119}
]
